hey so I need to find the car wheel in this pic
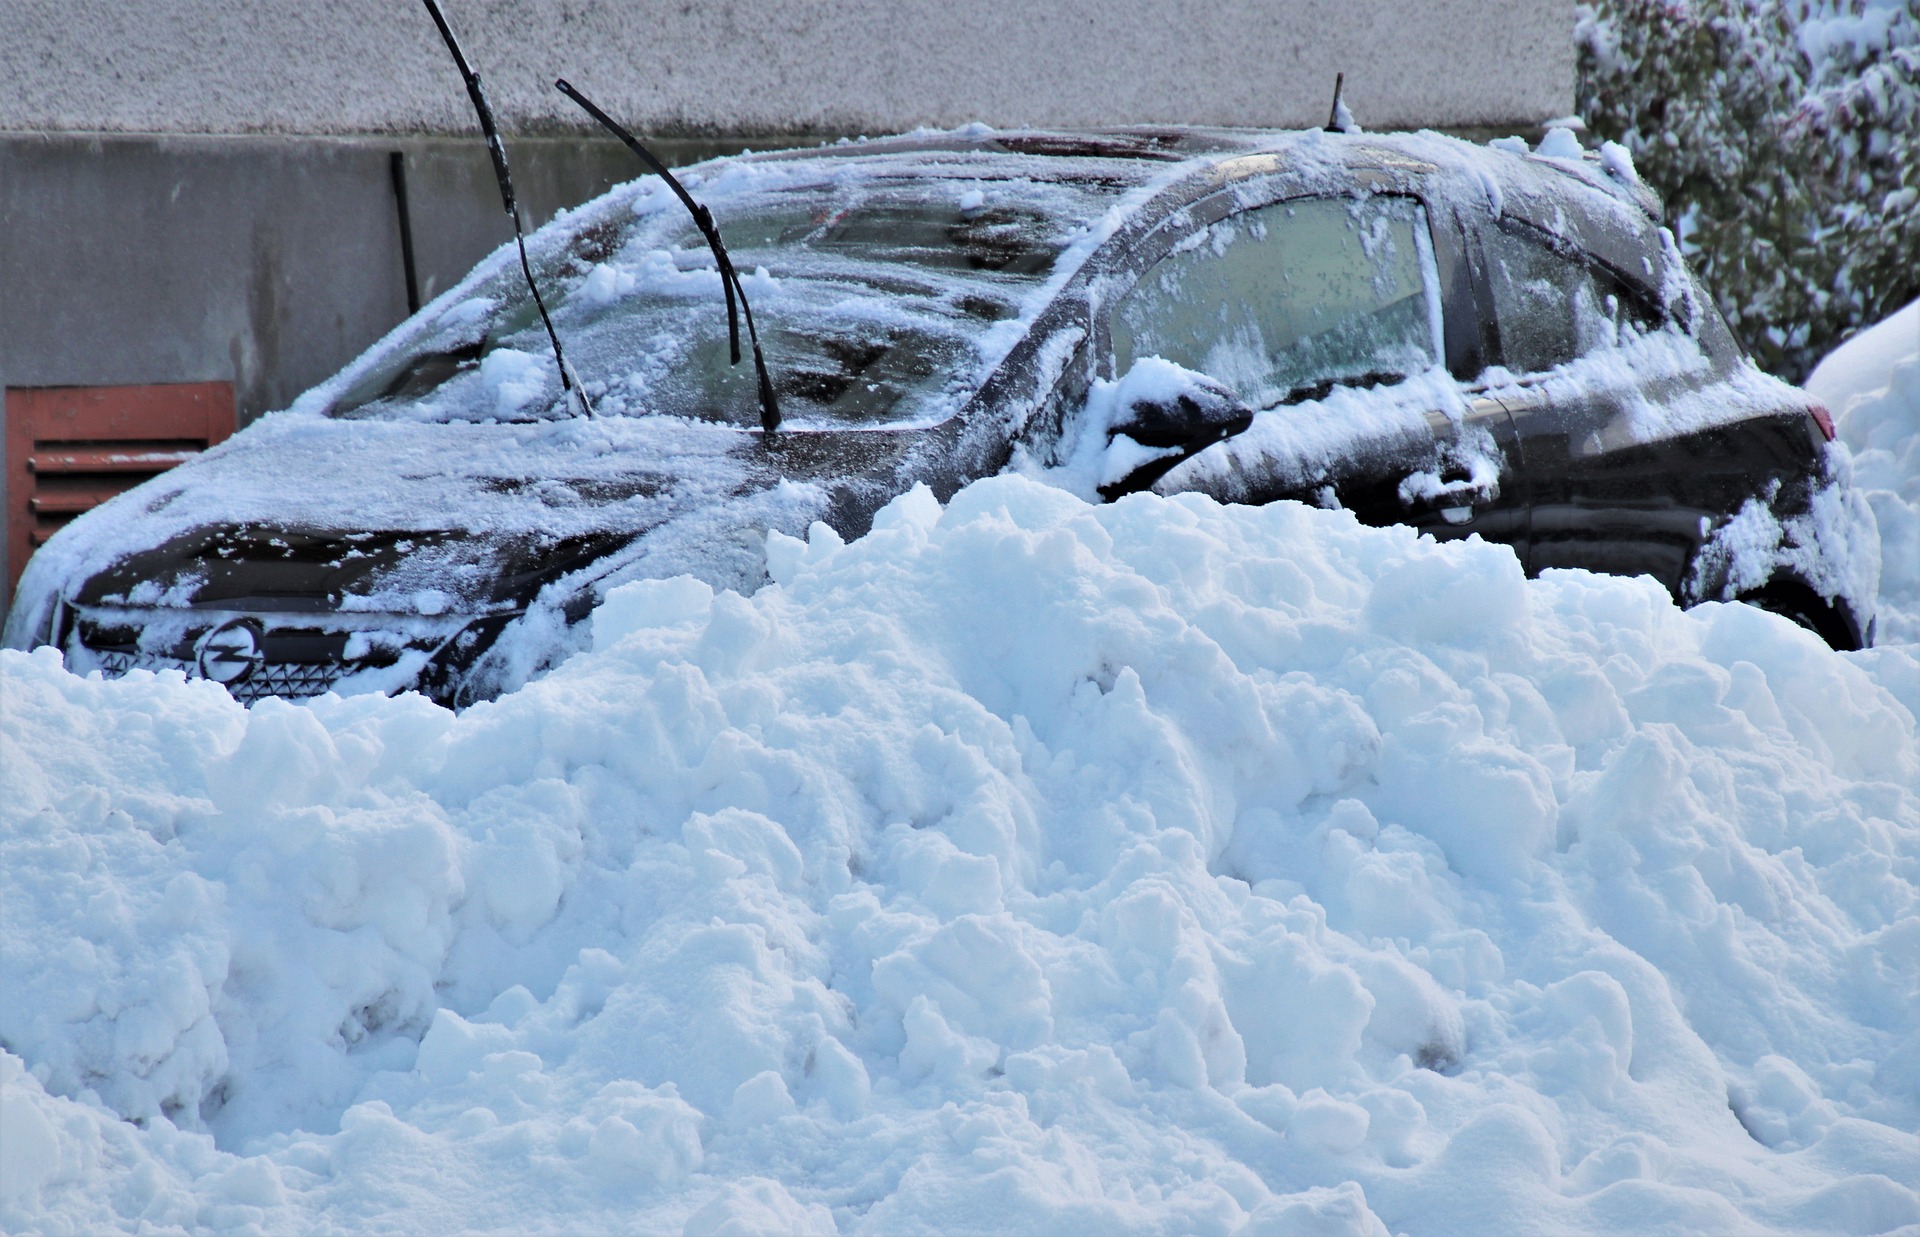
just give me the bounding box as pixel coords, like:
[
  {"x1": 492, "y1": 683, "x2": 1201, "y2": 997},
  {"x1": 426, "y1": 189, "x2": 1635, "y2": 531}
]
[{"x1": 1735, "y1": 580, "x2": 1860, "y2": 651}]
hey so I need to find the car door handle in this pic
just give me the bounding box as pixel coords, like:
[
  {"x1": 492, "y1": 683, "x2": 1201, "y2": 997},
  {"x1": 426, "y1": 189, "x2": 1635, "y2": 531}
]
[
  {"x1": 1398, "y1": 468, "x2": 1497, "y2": 518},
  {"x1": 1409, "y1": 398, "x2": 1511, "y2": 524}
]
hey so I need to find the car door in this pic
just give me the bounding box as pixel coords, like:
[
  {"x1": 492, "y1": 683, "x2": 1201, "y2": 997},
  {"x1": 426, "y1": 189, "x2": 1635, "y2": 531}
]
[
  {"x1": 1090, "y1": 184, "x2": 1528, "y2": 552},
  {"x1": 1473, "y1": 214, "x2": 1828, "y2": 602},
  {"x1": 1471, "y1": 215, "x2": 1714, "y2": 590}
]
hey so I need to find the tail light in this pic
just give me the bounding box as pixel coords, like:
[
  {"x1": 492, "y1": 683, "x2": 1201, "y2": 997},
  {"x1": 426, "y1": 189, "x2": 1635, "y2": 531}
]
[{"x1": 1808, "y1": 402, "x2": 1836, "y2": 441}]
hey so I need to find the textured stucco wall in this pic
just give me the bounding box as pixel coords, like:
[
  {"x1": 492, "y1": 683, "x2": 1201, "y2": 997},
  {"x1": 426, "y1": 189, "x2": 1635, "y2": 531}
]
[{"x1": 1, "y1": 0, "x2": 1574, "y2": 136}]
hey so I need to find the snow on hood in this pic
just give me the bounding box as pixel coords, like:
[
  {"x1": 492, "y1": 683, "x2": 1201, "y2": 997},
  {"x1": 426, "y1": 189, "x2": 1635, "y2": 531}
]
[
  {"x1": 4, "y1": 476, "x2": 1917, "y2": 1234},
  {"x1": 4, "y1": 411, "x2": 828, "y2": 641}
]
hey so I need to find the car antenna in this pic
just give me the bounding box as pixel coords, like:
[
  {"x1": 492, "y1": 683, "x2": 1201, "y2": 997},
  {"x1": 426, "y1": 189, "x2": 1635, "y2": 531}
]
[
  {"x1": 418, "y1": 0, "x2": 592, "y2": 417},
  {"x1": 555, "y1": 78, "x2": 781, "y2": 437},
  {"x1": 1326, "y1": 73, "x2": 1358, "y2": 134}
]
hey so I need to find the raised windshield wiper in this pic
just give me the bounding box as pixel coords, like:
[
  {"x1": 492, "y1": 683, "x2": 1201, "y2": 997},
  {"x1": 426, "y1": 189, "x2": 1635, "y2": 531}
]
[
  {"x1": 418, "y1": 0, "x2": 591, "y2": 417},
  {"x1": 554, "y1": 78, "x2": 781, "y2": 437}
]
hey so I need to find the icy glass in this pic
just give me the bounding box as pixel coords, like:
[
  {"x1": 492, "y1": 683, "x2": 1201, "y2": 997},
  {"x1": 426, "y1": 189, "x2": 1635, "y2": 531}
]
[
  {"x1": 1482, "y1": 223, "x2": 1660, "y2": 373},
  {"x1": 1110, "y1": 195, "x2": 1439, "y2": 407},
  {"x1": 330, "y1": 171, "x2": 1130, "y2": 428}
]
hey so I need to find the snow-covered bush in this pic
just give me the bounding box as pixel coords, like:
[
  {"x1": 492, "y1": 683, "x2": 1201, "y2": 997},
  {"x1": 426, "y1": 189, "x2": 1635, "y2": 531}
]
[{"x1": 1576, "y1": 0, "x2": 1919, "y2": 382}]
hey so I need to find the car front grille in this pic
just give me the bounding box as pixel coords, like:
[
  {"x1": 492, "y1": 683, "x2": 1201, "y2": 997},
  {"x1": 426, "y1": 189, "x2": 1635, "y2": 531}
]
[
  {"x1": 66, "y1": 603, "x2": 493, "y2": 706},
  {"x1": 90, "y1": 647, "x2": 353, "y2": 703}
]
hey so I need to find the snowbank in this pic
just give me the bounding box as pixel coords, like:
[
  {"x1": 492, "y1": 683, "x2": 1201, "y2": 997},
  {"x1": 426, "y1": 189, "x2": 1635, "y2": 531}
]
[
  {"x1": 1808, "y1": 296, "x2": 1920, "y2": 645},
  {"x1": 4, "y1": 477, "x2": 1918, "y2": 1234}
]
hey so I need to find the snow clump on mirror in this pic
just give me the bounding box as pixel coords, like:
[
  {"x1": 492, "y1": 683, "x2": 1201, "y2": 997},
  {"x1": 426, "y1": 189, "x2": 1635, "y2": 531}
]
[{"x1": 4, "y1": 476, "x2": 1917, "y2": 1234}]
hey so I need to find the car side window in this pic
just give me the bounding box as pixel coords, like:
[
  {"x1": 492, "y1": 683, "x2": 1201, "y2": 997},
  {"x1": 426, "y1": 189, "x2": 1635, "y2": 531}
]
[
  {"x1": 1109, "y1": 195, "x2": 1442, "y2": 408},
  {"x1": 1481, "y1": 222, "x2": 1661, "y2": 374}
]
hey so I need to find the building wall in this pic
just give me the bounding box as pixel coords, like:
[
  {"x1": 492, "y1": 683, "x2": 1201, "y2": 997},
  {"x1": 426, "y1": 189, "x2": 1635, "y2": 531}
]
[{"x1": 2, "y1": 0, "x2": 1573, "y2": 137}]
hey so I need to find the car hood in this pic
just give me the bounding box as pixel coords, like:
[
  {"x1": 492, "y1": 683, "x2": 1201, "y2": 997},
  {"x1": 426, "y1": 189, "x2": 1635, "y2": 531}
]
[
  {"x1": 67, "y1": 524, "x2": 637, "y2": 618},
  {"x1": 7, "y1": 409, "x2": 921, "y2": 643}
]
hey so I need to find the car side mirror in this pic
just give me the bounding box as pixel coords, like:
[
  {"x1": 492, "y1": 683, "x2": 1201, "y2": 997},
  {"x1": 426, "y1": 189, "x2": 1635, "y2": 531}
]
[
  {"x1": 1096, "y1": 362, "x2": 1255, "y2": 499},
  {"x1": 1108, "y1": 371, "x2": 1256, "y2": 450}
]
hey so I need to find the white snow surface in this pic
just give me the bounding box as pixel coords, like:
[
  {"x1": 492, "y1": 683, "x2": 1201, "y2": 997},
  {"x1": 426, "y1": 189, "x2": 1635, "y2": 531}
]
[
  {"x1": 5, "y1": 475, "x2": 1919, "y2": 1235},
  {"x1": 1809, "y1": 297, "x2": 1920, "y2": 645}
]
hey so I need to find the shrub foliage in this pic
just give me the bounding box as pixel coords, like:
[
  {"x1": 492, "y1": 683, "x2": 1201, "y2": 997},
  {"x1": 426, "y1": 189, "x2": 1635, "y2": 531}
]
[{"x1": 1576, "y1": 0, "x2": 1919, "y2": 381}]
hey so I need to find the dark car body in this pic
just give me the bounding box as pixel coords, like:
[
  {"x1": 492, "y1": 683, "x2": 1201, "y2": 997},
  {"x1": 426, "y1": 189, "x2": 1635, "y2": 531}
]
[{"x1": 4, "y1": 126, "x2": 1877, "y2": 705}]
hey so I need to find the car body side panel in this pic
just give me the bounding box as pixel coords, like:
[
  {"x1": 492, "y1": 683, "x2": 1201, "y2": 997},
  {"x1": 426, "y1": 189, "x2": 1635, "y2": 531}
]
[
  {"x1": 1509, "y1": 378, "x2": 1822, "y2": 596},
  {"x1": 1150, "y1": 390, "x2": 1529, "y2": 557}
]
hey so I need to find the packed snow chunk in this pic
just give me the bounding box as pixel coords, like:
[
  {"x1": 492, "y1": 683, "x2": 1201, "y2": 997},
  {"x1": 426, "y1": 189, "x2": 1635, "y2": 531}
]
[
  {"x1": 4, "y1": 474, "x2": 1919, "y2": 1234},
  {"x1": 478, "y1": 348, "x2": 551, "y2": 415},
  {"x1": 1288, "y1": 1088, "x2": 1372, "y2": 1154},
  {"x1": 1808, "y1": 297, "x2": 1920, "y2": 645},
  {"x1": 726, "y1": 1069, "x2": 797, "y2": 1128},
  {"x1": 584, "y1": 1096, "x2": 704, "y2": 1188},
  {"x1": 1240, "y1": 1182, "x2": 1392, "y2": 1237},
  {"x1": 1535, "y1": 125, "x2": 1588, "y2": 161},
  {"x1": 590, "y1": 574, "x2": 715, "y2": 651},
  {"x1": 0, "y1": 1057, "x2": 64, "y2": 1213},
  {"x1": 413, "y1": 1009, "x2": 515, "y2": 1087},
  {"x1": 684, "y1": 1176, "x2": 835, "y2": 1236}
]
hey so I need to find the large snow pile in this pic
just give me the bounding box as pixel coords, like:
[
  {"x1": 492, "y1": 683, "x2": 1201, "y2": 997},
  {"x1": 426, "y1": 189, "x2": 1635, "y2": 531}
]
[
  {"x1": 4, "y1": 476, "x2": 1917, "y2": 1234},
  {"x1": 1810, "y1": 296, "x2": 1920, "y2": 646}
]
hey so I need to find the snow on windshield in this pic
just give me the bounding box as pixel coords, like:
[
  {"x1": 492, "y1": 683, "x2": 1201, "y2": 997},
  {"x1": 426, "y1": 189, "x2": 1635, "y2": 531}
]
[
  {"x1": 6, "y1": 475, "x2": 1918, "y2": 1233},
  {"x1": 327, "y1": 155, "x2": 1154, "y2": 430}
]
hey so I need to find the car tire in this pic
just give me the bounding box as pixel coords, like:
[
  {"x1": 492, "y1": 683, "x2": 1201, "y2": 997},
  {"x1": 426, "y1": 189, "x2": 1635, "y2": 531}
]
[{"x1": 1735, "y1": 579, "x2": 1861, "y2": 651}]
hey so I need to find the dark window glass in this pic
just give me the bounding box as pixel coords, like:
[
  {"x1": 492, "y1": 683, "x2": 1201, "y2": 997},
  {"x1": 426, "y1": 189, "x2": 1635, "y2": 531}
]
[
  {"x1": 1482, "y1": 224, "x2": 1661, "y2": 374},
  {"x1": 327, "y1": 167, "x2": 1143, "y2": 428},
  {"x1": 1110, "y1": 195, "x2": 1441, "y2": 407}
]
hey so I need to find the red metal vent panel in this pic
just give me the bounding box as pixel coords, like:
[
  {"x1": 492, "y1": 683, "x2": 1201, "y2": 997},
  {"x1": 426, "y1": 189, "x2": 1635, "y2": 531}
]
[{"x1": 5, "y1": 383, "x2": 235, "y2": 596}]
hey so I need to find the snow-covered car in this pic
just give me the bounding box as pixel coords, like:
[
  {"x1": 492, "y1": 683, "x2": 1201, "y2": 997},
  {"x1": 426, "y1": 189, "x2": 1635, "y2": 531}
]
[{"x1": 3, "y1": 125, "x2": 1877, "y2": 706}]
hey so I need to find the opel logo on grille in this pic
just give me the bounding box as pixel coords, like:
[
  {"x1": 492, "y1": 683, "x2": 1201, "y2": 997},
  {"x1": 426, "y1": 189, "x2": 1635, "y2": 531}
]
[{"x1": 195, "y1": 618, "x2": 265, "y2": 685}]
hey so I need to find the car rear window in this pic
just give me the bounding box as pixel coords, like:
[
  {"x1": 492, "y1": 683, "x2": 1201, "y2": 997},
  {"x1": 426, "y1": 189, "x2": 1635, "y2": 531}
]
[
  {"x1": 328, "y1": 163, "x2": 1142, "y2": 429},
  {"x1": 1480, "y1": 221, "x2": 1662, "y2": 373}
]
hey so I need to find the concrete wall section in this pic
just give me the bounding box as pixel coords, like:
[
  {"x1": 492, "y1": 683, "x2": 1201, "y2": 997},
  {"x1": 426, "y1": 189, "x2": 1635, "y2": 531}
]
[
  {"x1": 0, "y1": 0, "x2": 1574, "y2": 136},
  {"x1": 0, "y1": 134, "x2": 656, "y2": 420},
  {"x1": 4, "y1": 135, "x2": 402, "y2": 418}
]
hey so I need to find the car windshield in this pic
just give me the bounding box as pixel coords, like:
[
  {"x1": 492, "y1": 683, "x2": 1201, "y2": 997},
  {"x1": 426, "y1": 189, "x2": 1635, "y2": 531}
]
[{"x1": 328, "y1": 161, "x2": 1139, "y2": 428}]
